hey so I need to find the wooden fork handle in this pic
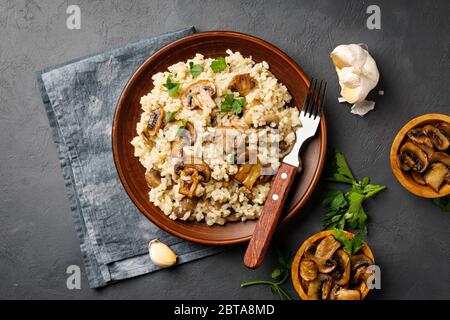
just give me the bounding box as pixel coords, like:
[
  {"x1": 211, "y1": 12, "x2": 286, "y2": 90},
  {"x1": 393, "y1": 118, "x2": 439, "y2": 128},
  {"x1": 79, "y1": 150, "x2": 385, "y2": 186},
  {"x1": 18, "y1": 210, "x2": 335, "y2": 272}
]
[{"x1": 244, "y1": 162, "x2": 298, "y2": 269}]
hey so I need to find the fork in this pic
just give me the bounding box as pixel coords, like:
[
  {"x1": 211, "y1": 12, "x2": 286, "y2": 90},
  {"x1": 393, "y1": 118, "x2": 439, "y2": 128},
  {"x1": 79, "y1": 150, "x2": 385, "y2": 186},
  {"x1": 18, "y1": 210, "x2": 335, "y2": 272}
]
[{"x1": 244, "y1": 78, "x2": 327, "y2": 269}]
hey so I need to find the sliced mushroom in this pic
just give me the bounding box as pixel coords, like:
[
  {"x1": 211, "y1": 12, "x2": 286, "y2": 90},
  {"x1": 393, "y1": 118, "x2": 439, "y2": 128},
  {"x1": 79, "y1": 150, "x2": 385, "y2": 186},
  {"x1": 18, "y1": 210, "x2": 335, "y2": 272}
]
[
  {"x1": 179, "y1": 162, "x2": 211, "y2": 198},
  {"x1": 407, "y1": 128, "x2": 434, "y2": 149},
  {"x1": 437, "y1": 122, "x2": 450, "y2": 139},
  {"x1": 307, "y1": 274, "x2": 333, "y2": 300},
  {"x1": 423, "y1": 124, "x2": 449, "y2": 151},
  {"x1": 351, "y1": 254, "x2": 374, "y2": 273},
  {"x1": 397, "y1": 156, "x2": 410, "y2": 171},
  {"x1": 304, "y1": 241, "x2": 338, "y2": 274},
  {"x1": 234, "y1": 162, "x2": 263, "y2": 190},
  {"x1": 170, "y1": 121, "x2": 196, "y2": 158},
  {"x1": 315, "y1": 235, "x2": 342, "y2": 261},
  {"x1": 429, "y1": 152, "x2": 450, "y2": 167},
  {"x1": 335, "y1": 288, "x2": 361, "y2": 300},
  {"x1": 411, "y1": 171, "x2": 426, "y2": 185},
  {"x1": 259, "y1": 114, "x2": 281, "y2": 127},
  {"x1": 145, "y1": 168, "x2": 161, "y2": 188},
  {"x1": 228, "y1": 73, "x2": 256, "y2": 96},
  {"x1": 182, "y1": 80, "x2": 216, "y2": 110},
  {"x1": 300, "y1": 260, "x2": 318, "y2": 282},
  {"x1": 350, "y1": 254, "x2": 374, "y2": 287},
  {"x1": 173, "y1": 197, "x2": 198, "y2": 218},
  {"x1": 333, "y1": 250, "x2": 351, "y2": 286},
  {"x1": 398, "y1": 142, "x2": 429, "y2": 173},
  {"x1": 424, "y1": 162, "x2": 448, "y2": 192},
  {"x1": 143, "y1": 108, "x2": 165, "y2": 138}
]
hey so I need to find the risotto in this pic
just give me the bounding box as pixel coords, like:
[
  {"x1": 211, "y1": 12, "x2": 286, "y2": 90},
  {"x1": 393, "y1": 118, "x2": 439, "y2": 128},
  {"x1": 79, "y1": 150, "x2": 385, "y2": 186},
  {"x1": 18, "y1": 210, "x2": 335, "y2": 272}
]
[{"x1": 131, "y1": 50, "x2": 301, "y2": 225}]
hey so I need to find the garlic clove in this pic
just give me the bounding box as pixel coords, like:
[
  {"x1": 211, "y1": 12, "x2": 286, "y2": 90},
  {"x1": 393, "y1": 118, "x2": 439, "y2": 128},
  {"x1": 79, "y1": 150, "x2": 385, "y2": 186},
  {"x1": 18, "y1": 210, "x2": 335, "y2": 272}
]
[
  {"x1": 331, "y1": 43, "x2": 380, "y2": 115},
  {"x1": 148, "y1": 239, "x2": 177, "y2": 268}
]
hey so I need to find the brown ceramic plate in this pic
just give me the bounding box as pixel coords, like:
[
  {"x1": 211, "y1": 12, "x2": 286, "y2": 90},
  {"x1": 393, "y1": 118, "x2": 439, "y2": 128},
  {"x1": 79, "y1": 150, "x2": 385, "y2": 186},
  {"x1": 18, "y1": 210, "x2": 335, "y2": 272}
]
[
  {"x1": 390, "y1": 113, "x2": 450, "y2": 198},
  {"x1": 112, "y1": 31, "x2": 327, "y2": 245}
]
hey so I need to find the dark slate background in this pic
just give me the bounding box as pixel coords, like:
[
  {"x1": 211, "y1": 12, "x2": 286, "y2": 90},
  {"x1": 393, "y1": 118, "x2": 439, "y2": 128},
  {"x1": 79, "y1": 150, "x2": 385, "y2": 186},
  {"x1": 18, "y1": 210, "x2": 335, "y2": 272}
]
[{"x1": 0, "y1": 0, "x2": 448, "y2": 299}]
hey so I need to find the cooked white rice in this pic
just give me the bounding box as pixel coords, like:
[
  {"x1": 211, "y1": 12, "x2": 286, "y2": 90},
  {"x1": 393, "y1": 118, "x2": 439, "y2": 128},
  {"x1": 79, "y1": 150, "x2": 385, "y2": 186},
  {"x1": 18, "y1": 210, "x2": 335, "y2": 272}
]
[{"x1": 131, "y1": 50, "x2": 300, "y2": 225}]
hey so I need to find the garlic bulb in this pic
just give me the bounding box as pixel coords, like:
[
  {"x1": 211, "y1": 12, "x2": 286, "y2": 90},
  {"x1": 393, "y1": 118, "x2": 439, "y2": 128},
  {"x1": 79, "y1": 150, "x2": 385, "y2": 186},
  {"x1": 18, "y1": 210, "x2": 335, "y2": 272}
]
[
  {"x1": 331, "y1": 44, "x2": 380, "y2": 116},
  {"x1": 148, "y1": 239, "x2": 177, "y2": 268}
]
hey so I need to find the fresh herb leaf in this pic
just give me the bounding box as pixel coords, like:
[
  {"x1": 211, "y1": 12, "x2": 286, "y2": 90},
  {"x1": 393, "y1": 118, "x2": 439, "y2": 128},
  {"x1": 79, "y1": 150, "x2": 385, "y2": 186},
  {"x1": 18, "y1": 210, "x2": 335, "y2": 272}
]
[
  {"x1": 241, "y1": 250, "x2": 292, "y2": 300},
  {"x1": 333, "y1": 229, "x2": 363, "y2": 257},
  {"x1": 328, "y1": 149, "x2": 356, "y2": 184},
  {"x1": 271, "y1": 268, "x2": 282, "y2": 281},
  {"x1": 210, "y1": 56, "x2": 227, "y2": 73},
  {"x1": 220, "y1": 94, "x2": 245, "y2": 115},
  {"x1": 433, "y1": 196, "x2": 450, "y2": 211},
  {"x1": 189, "y1": 61, "x2": 203, "y2": 78},
  {"x1": 164, "y1": 111, "x2": 177, "y2": 123},
  {"x1": 163, "y1": 75, "x2": 180, "y2": 97},
  {"x1": 323, "y1": 150, "x2": 386, "y2": 234}
]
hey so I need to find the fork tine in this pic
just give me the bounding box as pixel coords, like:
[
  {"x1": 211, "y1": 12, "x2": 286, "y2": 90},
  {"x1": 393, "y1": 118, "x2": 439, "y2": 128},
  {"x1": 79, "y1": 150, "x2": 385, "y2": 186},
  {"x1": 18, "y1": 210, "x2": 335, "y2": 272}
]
[
  {"x1": 311, "y1": 80, "x2": 323, "y2": 118},
  {"x1": 304, "y1": 78, "x2": 316, "y2": 116},
  {"x1": 317, "y1": 80, "x2": 327, "y2": 117},
  {"x1": 301, "y1": 78, "x2": 314, "y2": 115}
]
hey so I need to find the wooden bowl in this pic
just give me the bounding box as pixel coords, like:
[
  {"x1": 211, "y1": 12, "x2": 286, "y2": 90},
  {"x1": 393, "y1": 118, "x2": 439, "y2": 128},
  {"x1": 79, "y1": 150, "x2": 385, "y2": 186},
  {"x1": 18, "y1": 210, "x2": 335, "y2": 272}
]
[
  {"x1": 390, "y1": 113, "x2": 450, "y2": 198},
  {"x1": 112, "y1": 31, "x2": 327, "y2": 245},
  {"x1": 291, "y1": 230, "x2": 375, "y2": 300}
]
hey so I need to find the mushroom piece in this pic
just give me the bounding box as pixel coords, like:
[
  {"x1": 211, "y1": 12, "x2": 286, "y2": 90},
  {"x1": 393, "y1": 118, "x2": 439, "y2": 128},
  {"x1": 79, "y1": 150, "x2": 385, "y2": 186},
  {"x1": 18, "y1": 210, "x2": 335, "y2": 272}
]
[
  {"x1": 429, "y1": 152, "x2": 450, "y2": 167},
  {"x1": 350, "y1": 254, "x2": 374, "y2": 287},
  {"x1": 179, "y1": 162, "x2": 212, "y2": 198},
  {"x1": 143, "y1": 108, "x2": 165, "y2": 138},
  {"x1": 304, "y1": 240, "x2": 338, "y2": 274},
  {"x1": 315, "y1": 235, "x2": 342, "y2": 262},
  {"x1": 397, "y1": 156, "x2": 410, "y2": 171},
  {"x1": 307, "y1": 274, "x2": 333, "y2": 300},
  {"x1": 145, "y1": 168, "x2": 161, "y2": 188},
  {"x1": 410, "y1": 171, "x2": 426, "y2": 185},
  {"x1": 437, "y1": 122, "x2": 450, "y2": 139},
  {"x1": 333, "y1": 250, "x2": 351, "y2": 286},
  {"x1": 423, "y1": 124, "x2": 449, "y2": 151},
  {"x1": 424, "y1": 162, "x2": 448, "y2": 192},
  {"x1": 407, "y1": 128, "x2": 434, "y2": 149},
  {"x1": 234, "y1": 162, "x2": 263, "y2": 190},
  {"x1": 334, "y1": 288, "x2": 361, "y2": 300},
  {"x1": 170, "y1": 121, "x2": 196, "y2": 158},
  {"x1": 182, "y1": 80, "x2": 216, "y2": 110},
  {"x1": 300, "y1": 260, "x2": 318, "y2": 282},
  {"x1": 259, "y1": 114, "x2": 281, "y2": 127},
  {"x1": 173, "y1": 197, "x2": 198, "y2": 219},
  {"x1": 398, "y1": 142, "x2": 429, "y2": 173},
  {"x1": 228, "y1": 73, "x2": 256, "y2": 96}
]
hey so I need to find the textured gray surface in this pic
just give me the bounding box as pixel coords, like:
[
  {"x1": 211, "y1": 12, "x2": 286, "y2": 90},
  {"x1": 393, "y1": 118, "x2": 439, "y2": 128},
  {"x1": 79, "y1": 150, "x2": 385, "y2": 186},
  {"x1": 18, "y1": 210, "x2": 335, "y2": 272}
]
[{"x1": 0, "y1": 0, "x2": 449, "y2": 299}]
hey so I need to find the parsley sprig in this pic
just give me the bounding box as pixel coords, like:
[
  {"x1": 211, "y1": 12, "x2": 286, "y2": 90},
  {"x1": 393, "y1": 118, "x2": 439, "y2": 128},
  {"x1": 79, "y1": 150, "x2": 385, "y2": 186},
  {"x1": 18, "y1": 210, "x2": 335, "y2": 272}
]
[
  {"x1": 163, "y1": 75, "x2": 180, "y2": 97},
  {"x1": 323, "y1": 150, "x2": 386, "y2": 234},
  {"x1": 220, "y1": 93, "x2": 246, "y2": 115},
  {"x1": 189, "y1": 62, "x2": 203, "y2": 78},
  {"x1": 241, "y1": 251, "x2": 292, "y2": 300}
]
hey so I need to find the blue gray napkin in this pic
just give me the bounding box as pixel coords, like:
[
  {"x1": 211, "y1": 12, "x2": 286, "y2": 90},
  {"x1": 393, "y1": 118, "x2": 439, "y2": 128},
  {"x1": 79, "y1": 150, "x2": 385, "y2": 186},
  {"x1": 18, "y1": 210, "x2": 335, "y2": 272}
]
[{"x1": 37, "y1": 27, "x2": 221, "y2": 288}]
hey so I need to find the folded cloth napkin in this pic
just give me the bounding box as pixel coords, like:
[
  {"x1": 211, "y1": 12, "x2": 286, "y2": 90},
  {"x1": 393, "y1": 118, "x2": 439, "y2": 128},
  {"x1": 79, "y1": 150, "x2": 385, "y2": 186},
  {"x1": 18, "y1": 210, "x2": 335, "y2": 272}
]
[{"x1": 37, "y1": 27, "x2": 222, "y2": 288}]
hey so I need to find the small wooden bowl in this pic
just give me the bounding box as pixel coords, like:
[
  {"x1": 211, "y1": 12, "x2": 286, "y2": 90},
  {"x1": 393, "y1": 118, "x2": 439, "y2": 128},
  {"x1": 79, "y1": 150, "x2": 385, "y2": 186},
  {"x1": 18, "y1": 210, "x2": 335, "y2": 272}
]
[
  {"x1": 390, "y1": 113, "x2": 450, "y2": 198},
  {"x1": 291, "y1": 230, "x2": 375, "y2": 300}
]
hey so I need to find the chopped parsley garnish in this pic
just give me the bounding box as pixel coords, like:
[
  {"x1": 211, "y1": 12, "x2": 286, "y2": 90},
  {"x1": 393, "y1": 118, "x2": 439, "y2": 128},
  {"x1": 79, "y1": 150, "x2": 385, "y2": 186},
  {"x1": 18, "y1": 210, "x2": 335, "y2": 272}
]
[
  {"x1": 189, "y1": 62, "x2": 204, "y2": 78},
  {"x1": 220, "y1": 93, "x2": 246, "y2": 115},
  {"x1": 210, "y1": 56, "x2": 227, "y2": 73},
  {"x1": 163, "y1": 75, "x2": 180, "y2": 97}
]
